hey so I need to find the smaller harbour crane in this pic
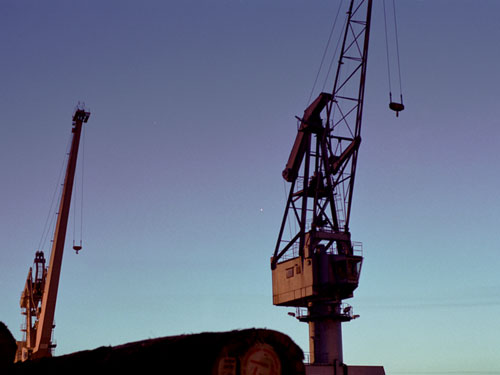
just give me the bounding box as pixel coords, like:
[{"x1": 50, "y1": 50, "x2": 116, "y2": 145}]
[{"x1": 16, "y1": 105, "x2": 90, "y2": 361}]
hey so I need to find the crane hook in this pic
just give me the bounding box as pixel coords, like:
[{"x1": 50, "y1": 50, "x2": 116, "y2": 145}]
[
  {"x1": 389, "y1": 101, "x2": 404, "y2": 117},
  {"x1": 73, "y1": 240, "x2": 82, "y2": 254},
  {"x1": 389, "y1": 93, "x2": 404, "y2": 117}
]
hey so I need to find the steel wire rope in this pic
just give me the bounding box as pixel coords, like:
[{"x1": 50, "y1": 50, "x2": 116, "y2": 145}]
[
  {"x1": 322, "y1": 16, "x2": 348, "y2": 93},
  {"x1": 383, "y1": 0, "x2": 404, "y2": 103},
  {"x1": 72, "y1": 171, "x2": 77, "y2": 247},
  {"x1": 37, "y1": 133, "x2": 73, "y2": 252},
  {"x1": 72, "y1": 123, "x2": 85, "y2": 249},
  {"x1": 307, "y1": 0, "x2": 344, "y2": 105},
  {"x1": 79, "y1": 121, "x2": 85, "y2": 247},
  {"x1": 282, "y1": 179, "x2": 295, "y2": 247},
  {"x1": 392, "y1": 0, "x2": 404, "y2": 103},
  {"x1": 382, "y1": 0, "x2": 393, "y2": 100}
]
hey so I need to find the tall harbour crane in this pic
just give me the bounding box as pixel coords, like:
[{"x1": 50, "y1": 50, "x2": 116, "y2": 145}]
[
  {"x1": 16, "y1": 106, "x2": 90, "y2": 361},
  {"x1": 271, "y1": 0, "x2": 384, "y2": 372}
]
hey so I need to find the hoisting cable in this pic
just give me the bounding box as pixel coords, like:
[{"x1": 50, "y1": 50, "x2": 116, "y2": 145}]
[
  {"x1": 321, "y1": 16, "x2": 347, "y2": 94},
  {"x1": 383, "y1": 0, "x2": 405, "y2": 117},
  {"x1": 306, "y1": 0, "x2": 344, "y2": 105},
  {"x1": 382, "y1": 0, "x2": 393, "y2": 100},
  {"x1": 72, "y1": 179, "x2": 82, "y2": 254},
  {"x1": 392, "y1": 0, "x2": 404, "y2": 106},
  {"x1": 79, "y1": 123, "x2": 85, "y2": 251},
  {"x1": 72, "y1": 171, "x2": 77, "y2": 251},
  {"x1": 73, "y1": 124, "x2": 85, "y2": 254},
  {"x1": 38, "y1": 134, "x2": 72, "y2": 252},
  {"x1": 283, "y1": 180, "x2": 293, "y2": 240}
]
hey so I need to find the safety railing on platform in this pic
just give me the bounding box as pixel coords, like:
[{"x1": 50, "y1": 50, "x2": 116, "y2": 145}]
[{"x1": 277, "y1": 239, "x2": 363, "y2": 265}]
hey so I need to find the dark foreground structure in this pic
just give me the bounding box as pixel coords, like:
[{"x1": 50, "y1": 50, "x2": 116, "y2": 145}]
[{"x1": 2, "y1": 325, "x2": 304, "y2": 374}]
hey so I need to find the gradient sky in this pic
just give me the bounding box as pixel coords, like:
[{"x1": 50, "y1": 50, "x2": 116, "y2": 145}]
[{"x1": 1, "y1": 1, "x2": 499, "y2": 373}]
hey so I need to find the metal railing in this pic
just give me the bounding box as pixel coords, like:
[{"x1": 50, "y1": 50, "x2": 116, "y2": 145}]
[
  {"x1": 276, "y1": 239, "x2": 363, "y2": 264},
  {"x1": 293, "y1": 303, "x2": 357, "y2": 321},
  {"x1": 279, "y1": 243, "x2": 301, "y2": 262}
]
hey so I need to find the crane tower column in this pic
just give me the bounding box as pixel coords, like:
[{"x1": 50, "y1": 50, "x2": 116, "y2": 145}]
[{"x1": 305, "y1": 302, "x2": 344, "y2": 365}]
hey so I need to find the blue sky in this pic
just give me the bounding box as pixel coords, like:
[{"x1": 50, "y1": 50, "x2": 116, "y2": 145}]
[{"x1": 1, "y1": 1, "x2": 499, "y2": 373}]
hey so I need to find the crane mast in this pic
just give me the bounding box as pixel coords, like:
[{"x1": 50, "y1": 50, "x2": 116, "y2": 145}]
[
  {"x1": 271, "y1": 0, "x2": 372, "y2": 369},
  {"x1": 17, "y1": 106, "x2": 90, "y2": 361}
]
